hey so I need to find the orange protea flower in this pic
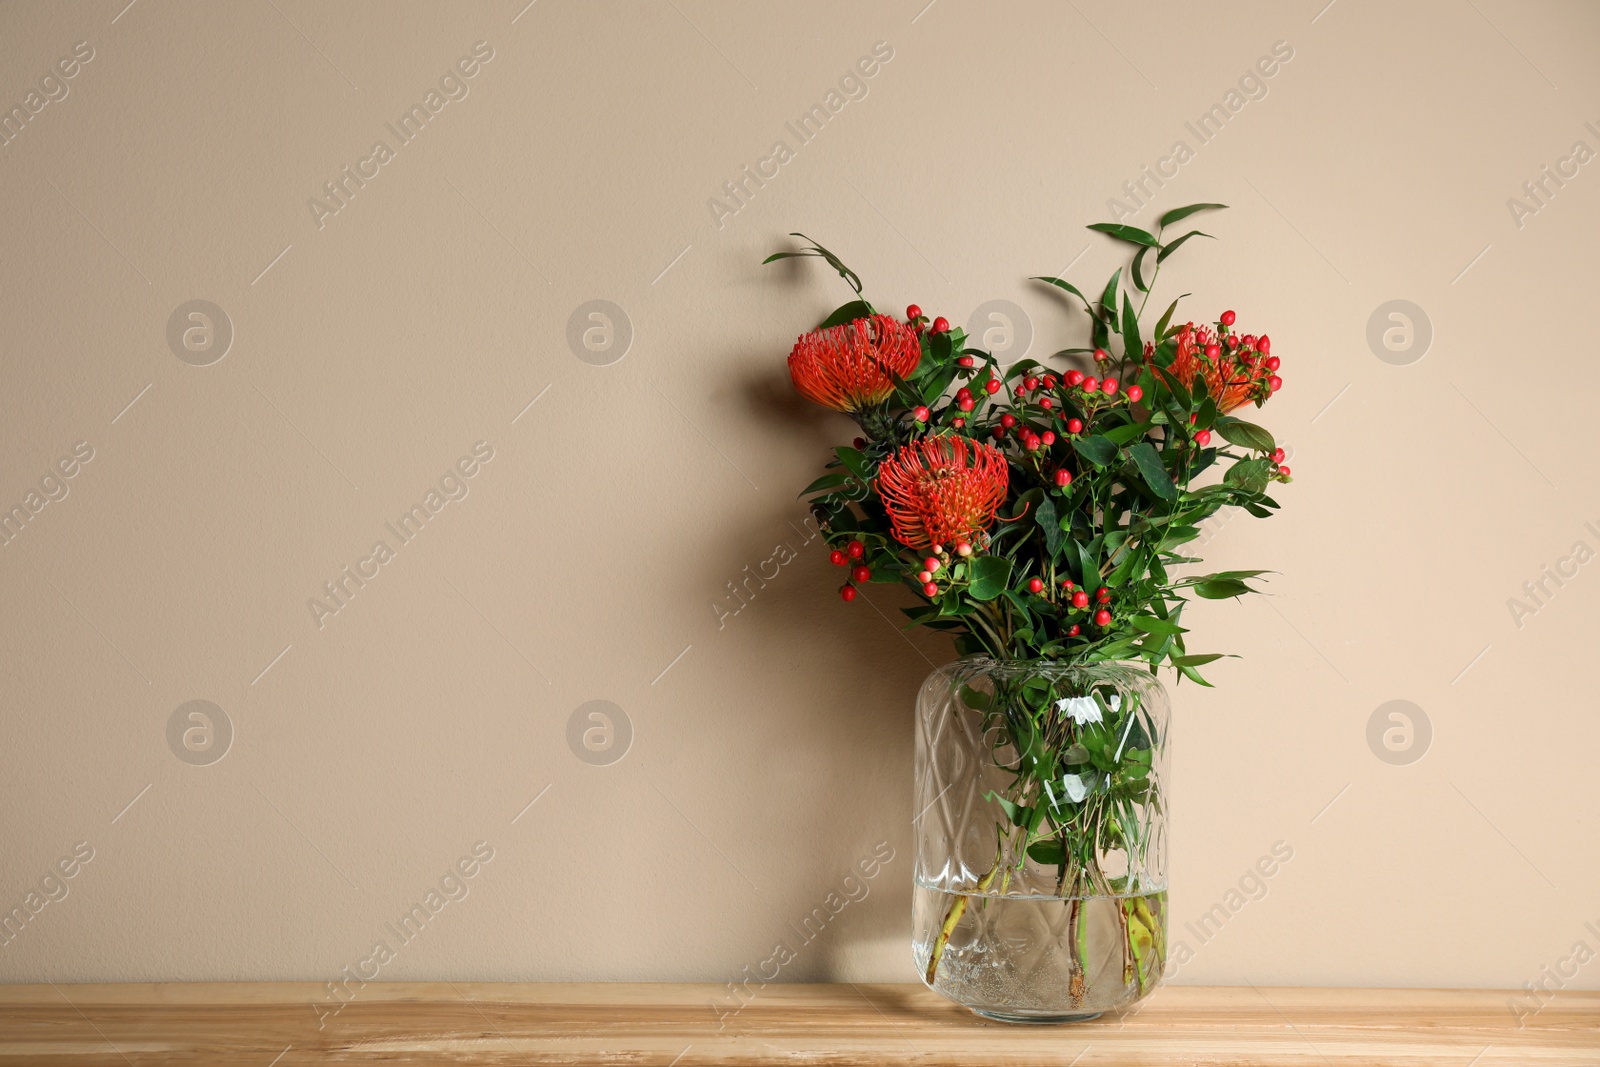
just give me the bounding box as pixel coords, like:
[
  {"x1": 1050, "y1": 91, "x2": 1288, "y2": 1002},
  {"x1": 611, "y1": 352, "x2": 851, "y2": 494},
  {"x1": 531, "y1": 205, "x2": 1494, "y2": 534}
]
[
  {"x1": 1169, "y1": 320, "x2": 1281, "y2": 413},
  {"x1": 876, "y1": 435, "x2": 1010, "y2": 551},
  {"x1": 788, "y1": 314, "x2": 921, "y2": 412}
]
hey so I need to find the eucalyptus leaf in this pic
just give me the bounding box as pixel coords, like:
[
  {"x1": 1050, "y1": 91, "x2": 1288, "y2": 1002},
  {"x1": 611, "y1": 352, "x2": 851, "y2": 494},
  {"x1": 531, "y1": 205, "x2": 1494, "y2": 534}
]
[{"x1": 967, "y1": 556, "x2": 1012, "y2": 601}]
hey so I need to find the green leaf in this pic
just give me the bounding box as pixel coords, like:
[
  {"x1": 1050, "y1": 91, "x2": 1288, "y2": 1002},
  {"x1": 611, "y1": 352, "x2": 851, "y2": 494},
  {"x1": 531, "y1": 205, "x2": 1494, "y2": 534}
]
[
  {"x1": 1216, "y1": 419, "x2": 1276, "y2": 453},
  {"x1": 920, "y1": 363, "x2": 958, "y2": 406},
  {"x1": 1223, "y1": 457, "x2": 1273, "y2": 494},
  {"x1": 1129, "y1": 615, "x2": 1186, "y2": 636},
  {"x1": 1172, "y1": 653, "x2": 1225, "y2": 667},
  {"x1": 1128, "y1": 442, "x2": 1177, "y2": 500},
  {"x1": 763, "y1": 233, "x2": 864, "y2": 294},
  {"x1": 835, "y1": 446, "x2": 871, "y2": 484},
  {"x1": 1121, "y1": 291, "x2": 1143, "y2": 364},
  {"x1": 1158, "y1": 202, "x2": 1228, "y2": 228},
  {"x1": 1193, "y1": 577, "x2": 1253, "y2": 599},
  {"x1": 968, "y1": 556, "x2": 1012, "y2": 601},
  {"x1": 1156, "y1": 230, "x2": 1213, "y2": 264},
  {"x1": 819, "y1": 299, "x2": 874, "y2": 329},
  {"x1": 1153, "y1": 297, "x2": 1182, "y2": 344},
  {"x1": 1094, "y1": 268, "x2": 1120, "y2": 351},
  {"x1": 985, "y1": 791, "x2": 1031, "y2": 828},
  {"x1": 1131, "y1": 244, "x2": 1153, "y2": 293},
  {"x1": 799, "y1": 472, "x2": 850, "y2": 496},
  {"x1": 1103, "y1": 421, "x2": 1153, "y2": 446},
  {"x1": 1031, "y1": 276, "x2": 1093, "y2": 313},
  {"x1": 1036, "y1": 494, "x2": 1061, "y2": 556},
  {"x1": 1026, "y1": 839, "x2": 1066, "y2": 865},
  {"x1": 1072, "y1": 435, "x2": 1118, "y2": 467},
  {"x1": 1087, "y1": 222, "x2": 1160, "y2": 247}
]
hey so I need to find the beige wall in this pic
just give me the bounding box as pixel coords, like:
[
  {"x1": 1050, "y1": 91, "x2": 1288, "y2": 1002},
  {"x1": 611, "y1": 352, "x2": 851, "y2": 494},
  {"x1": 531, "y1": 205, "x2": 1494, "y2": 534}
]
[{"x1": 2, "y1": 0, "x2": 1597, "y2": 997}]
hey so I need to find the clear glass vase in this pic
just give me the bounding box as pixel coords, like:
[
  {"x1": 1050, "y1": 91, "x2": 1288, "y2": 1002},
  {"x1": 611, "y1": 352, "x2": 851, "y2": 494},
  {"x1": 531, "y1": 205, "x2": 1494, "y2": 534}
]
[{"x1": 912, "y1": 657, "x2": 1170, "y2": 1022}]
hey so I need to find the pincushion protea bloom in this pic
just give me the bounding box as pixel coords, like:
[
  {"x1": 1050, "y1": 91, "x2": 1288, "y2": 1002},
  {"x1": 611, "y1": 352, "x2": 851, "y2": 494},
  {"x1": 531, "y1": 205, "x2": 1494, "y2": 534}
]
[
  {"x1": 788, "y1": 314, "x2": 921, "y2": 413},
  {"x1": 1170, "y1": 321, "x2": 1280, "y2": 413},
  {"x1": 876, "y1": 435, "x2": 1009, "y2": 551}
]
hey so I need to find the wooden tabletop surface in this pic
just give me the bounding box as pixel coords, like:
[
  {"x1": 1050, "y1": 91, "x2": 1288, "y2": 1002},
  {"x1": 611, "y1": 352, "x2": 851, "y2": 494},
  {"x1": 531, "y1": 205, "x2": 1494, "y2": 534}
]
[{"x1": 0, "y1": 981, "x2": 1594, "y2": 1065}]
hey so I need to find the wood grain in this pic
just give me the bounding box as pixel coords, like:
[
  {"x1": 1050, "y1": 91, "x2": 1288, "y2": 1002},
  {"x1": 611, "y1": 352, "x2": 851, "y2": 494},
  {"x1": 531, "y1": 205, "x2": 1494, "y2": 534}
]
[{"x1": 0, "y1": 982, "x2": 1593, "y2": 1065}]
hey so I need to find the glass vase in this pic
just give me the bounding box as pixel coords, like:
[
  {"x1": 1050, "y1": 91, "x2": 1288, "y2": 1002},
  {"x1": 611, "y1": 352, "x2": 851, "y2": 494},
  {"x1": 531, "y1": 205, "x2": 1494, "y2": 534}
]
[{"x1": 912, "y1": 657, "x2": 1170, "y2": 1022}]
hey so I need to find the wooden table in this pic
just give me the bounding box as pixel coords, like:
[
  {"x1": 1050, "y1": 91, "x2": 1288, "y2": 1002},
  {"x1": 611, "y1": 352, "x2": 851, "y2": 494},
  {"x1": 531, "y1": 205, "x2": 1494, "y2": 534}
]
[{"x1": 0, "y1": 982, "x2": 1594, "y2": 1065}]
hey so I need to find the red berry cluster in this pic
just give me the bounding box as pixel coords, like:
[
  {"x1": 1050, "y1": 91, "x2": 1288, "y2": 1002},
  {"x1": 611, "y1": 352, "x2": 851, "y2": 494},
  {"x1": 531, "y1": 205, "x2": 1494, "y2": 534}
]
[
  {"x1": 831, "y1": 539, "x2": 869, "y2": 601},
  {"x1": 1020, "y1": 574, "x2": 1118, "y2": 634}
]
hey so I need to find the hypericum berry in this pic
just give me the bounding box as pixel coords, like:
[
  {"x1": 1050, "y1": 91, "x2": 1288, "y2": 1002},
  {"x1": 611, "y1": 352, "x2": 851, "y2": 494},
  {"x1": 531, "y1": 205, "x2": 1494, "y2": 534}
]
[
  {"x1": 1067, "y1": 418, "x2": 1084, "y2": 434},
  {"x1": 1272, "y1": 448, "x2": 1286, "y2": 463},
  {"x1": 853, "y1": 437, "x2": 867, "y2": 449},
  {"x1": 932, "y1": 316, "x2": 950, "y2": 333},
  {"x1": 956, "y1": 386, "x2": 973, "y2": 401},
  {"x1": 1040, "y1": 397, "x2": 1053, "y2": 410},
  {"x1": 1278, "y1": 465, "x2": 1292, "y2": 477},
  {"x1": 1061, "y1": 579, "x2": 1075, "y2": 591},
  {"x1": 1102, "y1": 378, "x2": 1119, "y2": 396},
  {"x1": 923, "y1": 581, "x2": 939, "y2": 596},
  {"x1": 1093, "y1": 348, "x2": 1109, "y2": 363},
  {"x1": 1054, "y1": 468, "x2": 1072, "y2": 487},
  {"x1": 1126, "y1": 384, "x2": 1143, "y2": 402},
  {"x1": 917, "y1": 570, "x2": 932, "y2": 583},
  {"x1": 1024, "y1": 376, "x2": 1040, "y2": 391},
  {"x1": 841, "y1": 585, "x2": 857, "y2": 602},
  {"x1": 1220, "y1": 310, "x2": 1237, "y2": 326},
  {"x1": 1258, "y1": 335, "x2": 1272, "y2": 355},
  {"x1": 1204, "y1": 343, "x2": 1221, "y2": 359},
  {"x1": 829, "y1": 549, "x2": 847, "y2": 566},
  {"x1": 924, "y1": 556, "x2": 941, "y2": 573},
  {"x1": 852, "y1": 565, "x2": 871, "y2": 583},
  {"x1": 1026, "y1": 435, "x2": 1042, "y2": 452},
  {"x1": 847, "y1": 539, "x2": 865, "y2": 559},
  {"x1": 913, "y1": 405, "x2": 931, "y2": 422},
  {"x1": 957, "y1": 355, "x2": 975, "y2": 368},
  {"x1": 1189, "y1": 413, "x2": 1199, "y2": 424},
  {"x1": 1268, "y1": 375, "x2": 1283, "y2": 392},
  {"x1": 1242, "y1": 334, "x2": 1257, "y2": 347},
  {"x1": 1095, "y1": 586, "x2": 1110, "y2": 602},
  {"x1": 1094, "y1": 608, "x2": 1112, "y2": 626},
  {"x1": 906, "y1": 304, "x2": 922, "y2": 320},
  {"x1": 1265, "y1": 356, "x2": 1281, "y2": 371},
  {"x1": 955, "y1": 541, "x2": 972, "y2": 557},
  {"x1": 1067, "y1": 624, "x2": 1081, "y2": 637},
  {"x1": 952, "y1": 416, "x2": 966, "y2": 427},
  {"x1": 984, "y1": 378, "x2": 1001, "y2": 395},
  {"x1": 1071, "y1": 590, "x2": 1089, "y2": 608},
  {"x1": 1013, "y1": 384, "x2": 1026, "y2": 398},
  {"x1": 1026, "y1": 577, "x2": 1044, "y2": 594},
  {"x1": 958, "y1": 398, "x2": 975, "y2": 412},
  {"x1": 1065, "y1": 370, "x2": 1085, "y2": 387},
  {"x1": 1000, "y1": 413, "x2": 1017, "y2": 429},
  {"x1": 1194, "y1": 429, "x2": 1212, "y2": 446},
  {"x1": 1082, "y1": 376, "x2": 1099, "y2": 393},
  {"x1": 1041, "y1": 430, "x2": 1056, "y2": 446}
]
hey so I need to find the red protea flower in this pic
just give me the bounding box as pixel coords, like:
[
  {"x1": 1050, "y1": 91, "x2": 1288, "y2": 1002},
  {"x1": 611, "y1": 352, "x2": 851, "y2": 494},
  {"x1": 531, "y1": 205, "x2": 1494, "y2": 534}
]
[
  {"x1": 876, "y1": 435, "x2": 1010, "y2": 551},
  {"x1": 788, "y1": 315, "x2": 921, "y2": 413},
  {"x1": 1169, "y1": 322, "x2": 1279, "y2": 412}
]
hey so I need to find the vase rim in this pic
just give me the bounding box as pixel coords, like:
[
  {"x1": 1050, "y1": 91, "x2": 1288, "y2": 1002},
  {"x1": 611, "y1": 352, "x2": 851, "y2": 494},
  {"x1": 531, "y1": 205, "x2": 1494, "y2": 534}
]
[{"x1": 941, "y1": 655, "x2": 1156, "y2": 677}]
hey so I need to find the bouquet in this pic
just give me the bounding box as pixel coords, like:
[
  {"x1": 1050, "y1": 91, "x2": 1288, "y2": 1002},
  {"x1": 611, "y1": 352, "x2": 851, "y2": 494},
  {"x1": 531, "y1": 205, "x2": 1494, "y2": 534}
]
[{"x1": 768, "y1": 204, "x2": 1293, "y2": 1007}]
